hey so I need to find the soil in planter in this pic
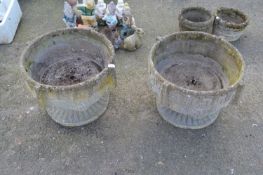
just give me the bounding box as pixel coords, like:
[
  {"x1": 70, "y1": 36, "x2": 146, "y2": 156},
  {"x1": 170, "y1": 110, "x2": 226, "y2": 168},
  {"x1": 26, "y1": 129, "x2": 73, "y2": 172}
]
[
  {"x1": 37, "y1": 41, "x2": 106, "y2": 86},
  {"x1": 40, "y1": 57, "x2": 102, "y2": 86},
  {"x1": 156, "y1": 53, "x2": 229, "y2": 91},
  {"x1": 218, "y1": 12, "x2": 244, "y2": 24}
]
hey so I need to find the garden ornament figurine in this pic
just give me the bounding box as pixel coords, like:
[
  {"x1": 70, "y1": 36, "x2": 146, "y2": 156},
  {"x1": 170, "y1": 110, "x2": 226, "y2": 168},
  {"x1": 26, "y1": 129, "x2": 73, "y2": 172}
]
[
  {"x1": 95, "y1": 0, "x2": 107, "y2": 26},
  {"x1": 113, "y1": 32, "x2": 123, "y2": 49},
  {"x1": 78, "y1": 0, "x2": 97, "y2": 28},
  {"x1": 102, "y1": 1, "x2": 118, "y2": 29},
  {"x1": 63, "y1": 0, "x2": 80, "y2": 28},
  {"x1": 116, "y1": 0, "x2": 125, "y2": 20},
  {"x1": 123, "y1": 27, "x2": 144, "y2": 51},
  {"x1": 120, "y1": 2, "x2": 136, "y2": 39}
]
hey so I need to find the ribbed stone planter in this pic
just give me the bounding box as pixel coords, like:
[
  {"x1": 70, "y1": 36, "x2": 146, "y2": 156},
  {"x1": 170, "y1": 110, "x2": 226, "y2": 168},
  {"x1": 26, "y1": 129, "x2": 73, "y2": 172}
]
[
  {"x1": 213, "y1": 7, "x2": 249, "y2": 42},
  {"x1": 149, "y1": 32, "x2": 245, "y2": 129},
  {"x1": 21, "y1": 29, "x2": 116, "y2": 127},
  {"x1": 179, "y1": 7, "x2": 214, "y2": 33}
]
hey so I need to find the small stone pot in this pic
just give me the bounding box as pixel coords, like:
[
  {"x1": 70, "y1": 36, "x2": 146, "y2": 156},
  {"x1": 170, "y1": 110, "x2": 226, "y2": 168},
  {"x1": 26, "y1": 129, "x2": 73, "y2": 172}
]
[
  {"x1": 149, "y1": 32, "x2": 245, "y2": 129},
  {"x1": 179, "y1": 7, "x2": 214, "y2": 33},
  {"x1": 20, "y1": 29, "x2": 116, "y2": 127},
  {"x1": 213, "y1": 7, "x2": 249, "y2": 42}
]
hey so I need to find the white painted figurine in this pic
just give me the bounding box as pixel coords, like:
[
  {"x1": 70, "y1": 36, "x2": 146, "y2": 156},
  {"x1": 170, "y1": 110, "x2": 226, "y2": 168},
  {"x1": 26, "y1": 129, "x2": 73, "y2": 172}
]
[
  {"x1": 116, "y1": 0, "x2": 125, "y2": 19},
  {"x1": 63, "y1": 0, "x2": 79, "y2": 28},
  {"x1": 95, "y1": 0, "x2": 106, "y2": 18},
  {"x1": 95, "y1": 0, "x2": 107, "y2": 26},
  {"x1": 102, "y1": 1, "x2": 118, "y2": 29}
]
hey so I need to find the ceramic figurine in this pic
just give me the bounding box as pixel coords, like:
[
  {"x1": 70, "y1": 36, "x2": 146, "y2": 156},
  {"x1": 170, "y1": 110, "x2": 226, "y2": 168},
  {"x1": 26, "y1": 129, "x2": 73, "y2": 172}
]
[
  {"x1": 102, "y1": 1, "x2": 118, "y2": 29},
  {"x1": 99, "y1": 26, "x2": 122, "y2": 49},
  {"x1": 95, "y1": 0, "x2": 107, "y2": 26},
  {"x1": 63, "y1": 0, "x2": 80, "y2": 28},
  {"x1": 123, "y1": 28, "x2": 144, "y2": 51},
  {"x1": 120, "y1": 2, "x2": 136, "y2": 39},
  {"x1": 116, "y1": 0, "x2": 125, "y2": 20},
  {"x1": 95, "y1": 0, "x2": 106, "y2": 17},
  {"x1": 113, "y1": 32, "x2": 123, "y2": 49},
  {"x1": 78, "y1": 0, "x2": 97, "y2": 28}
]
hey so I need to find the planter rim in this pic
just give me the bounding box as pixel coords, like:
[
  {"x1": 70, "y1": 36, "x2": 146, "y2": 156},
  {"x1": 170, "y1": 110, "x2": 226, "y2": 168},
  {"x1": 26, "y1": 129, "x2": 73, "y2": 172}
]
[
  {"x1": 20, "y1": 28, "x2": 115, "y2": 91},
  {"x1": 179, "y1": 6, "x2": 214, "y2": 27},
  {"x1": 149, "y1": 31, "x2": 245, "y2": 96},
  {"x1": 215, "y1": 7, "x2": 249, "y2": 29}
]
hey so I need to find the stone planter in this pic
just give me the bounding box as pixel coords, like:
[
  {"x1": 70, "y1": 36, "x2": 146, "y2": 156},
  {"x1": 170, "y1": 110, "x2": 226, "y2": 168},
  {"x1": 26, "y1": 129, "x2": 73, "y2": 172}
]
[
  {"x1": 149, "y1": 32, "x2": 245, "y2": 129},
  {"x1": 179, "y1": 7, "x2": 214, "y2": 33},
  {"x1": 20, "y1": 29, "x2": 116, "y2": 127},
  {"x1": 213, "y1": 7, "x2": 249, "y2": 42}
]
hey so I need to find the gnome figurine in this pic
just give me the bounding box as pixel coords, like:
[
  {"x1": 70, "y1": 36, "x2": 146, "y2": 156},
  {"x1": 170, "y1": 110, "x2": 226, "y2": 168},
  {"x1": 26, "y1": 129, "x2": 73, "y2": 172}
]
[
  {"x1": 63, "y1": 0, "x2": 80, "y2": 28},
  {"x1": 102, "y1": 1, "x2": 118, "y2": 29},
  {"x1": 95, "y1": 0, "x2": 107, "y2": 26},
  {"x1": 116, "y1": 0, "x2": 125, "y2": 19},
  {"x1": 78, "y1": 0, "x2": 97, "y2": 28},
  {"x1": 120, "y1": 2, "x2": 136, "y2": 39}
]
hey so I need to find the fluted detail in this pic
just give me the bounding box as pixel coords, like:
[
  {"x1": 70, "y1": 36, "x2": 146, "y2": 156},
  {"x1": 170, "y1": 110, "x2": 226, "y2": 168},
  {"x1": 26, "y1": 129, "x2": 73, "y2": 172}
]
[
  {"x1": 157, "y1": 102, "x2": 219, "y2": 129},
  {"x1": 46, "y1": 93, "x2": 110, "y2": 127}
]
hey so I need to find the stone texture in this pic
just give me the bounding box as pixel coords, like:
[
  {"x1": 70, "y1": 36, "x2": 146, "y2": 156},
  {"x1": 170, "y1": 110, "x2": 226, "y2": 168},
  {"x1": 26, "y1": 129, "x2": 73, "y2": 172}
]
[{"x1": 0, "y1": 0, "x2": 262, "y2": 174}]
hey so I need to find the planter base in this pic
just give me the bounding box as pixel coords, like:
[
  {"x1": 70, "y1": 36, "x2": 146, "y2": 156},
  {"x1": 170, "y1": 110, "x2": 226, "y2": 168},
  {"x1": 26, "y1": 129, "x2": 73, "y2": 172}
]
[
  {"x1": 213, "y1": 24, "x2": 244, "y2": 42},
  {"x1": 213, "y1": 8, "x2": 249, "y2": 42},
  {"x1": 46, "y1": 93, "x2": 110, "y2": 127},
  {"x1": 157, "y1": 102, "x2": 219, "y2": 129}
]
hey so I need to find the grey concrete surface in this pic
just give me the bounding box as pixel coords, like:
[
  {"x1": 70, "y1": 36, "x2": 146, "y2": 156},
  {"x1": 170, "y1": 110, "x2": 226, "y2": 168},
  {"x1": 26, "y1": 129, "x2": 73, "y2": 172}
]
[{"x1": 0, "y1": 0, "x2": 262, "y2": 174}]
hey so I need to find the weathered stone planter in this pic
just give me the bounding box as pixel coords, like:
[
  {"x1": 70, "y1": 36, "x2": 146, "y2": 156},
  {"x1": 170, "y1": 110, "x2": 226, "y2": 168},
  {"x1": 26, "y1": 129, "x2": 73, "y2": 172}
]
[
  {"x1": 149, "y1": 32, "x2": 245, "y2": 129},
  {"x1": 179, "y1": 7, "x2": 214, "y2": 33},
  {"x1": 213, "y1": 7, "x2": 249, "y2": 42},
  {"x1": 21, "y1": 29, "x2": 116, "y2": 127}
]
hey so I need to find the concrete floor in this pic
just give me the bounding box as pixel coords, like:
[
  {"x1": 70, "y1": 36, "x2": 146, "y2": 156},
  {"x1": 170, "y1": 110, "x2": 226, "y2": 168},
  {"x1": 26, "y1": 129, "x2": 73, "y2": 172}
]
[{"x1": 0, "y1": 0, "x2": 262, "y2": 174}]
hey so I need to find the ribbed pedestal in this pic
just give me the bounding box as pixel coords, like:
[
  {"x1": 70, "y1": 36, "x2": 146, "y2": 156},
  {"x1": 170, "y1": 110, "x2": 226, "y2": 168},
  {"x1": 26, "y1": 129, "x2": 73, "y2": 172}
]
[
  {"x1": 46, "y1": 93, "x2": 110, "y2": 127},
  {"x1": 157, "y1": 102, "x2": 219, "y2": 129}
]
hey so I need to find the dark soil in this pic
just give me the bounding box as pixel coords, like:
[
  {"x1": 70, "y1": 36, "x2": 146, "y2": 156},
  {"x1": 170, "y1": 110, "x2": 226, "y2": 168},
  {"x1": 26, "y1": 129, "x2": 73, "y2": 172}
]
[
  {"x1": 156, "y1": 53, "x2": 229, "y2": 91},
  {"x1": 218, "y1": 12, "x2": 245, "y2": 24},
  {"x1": 32, "y1": 40, "x2": 107, "y2": 86},
  {"x1": 40, "y1": 57, "x2": 101, "y2": 86}
]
